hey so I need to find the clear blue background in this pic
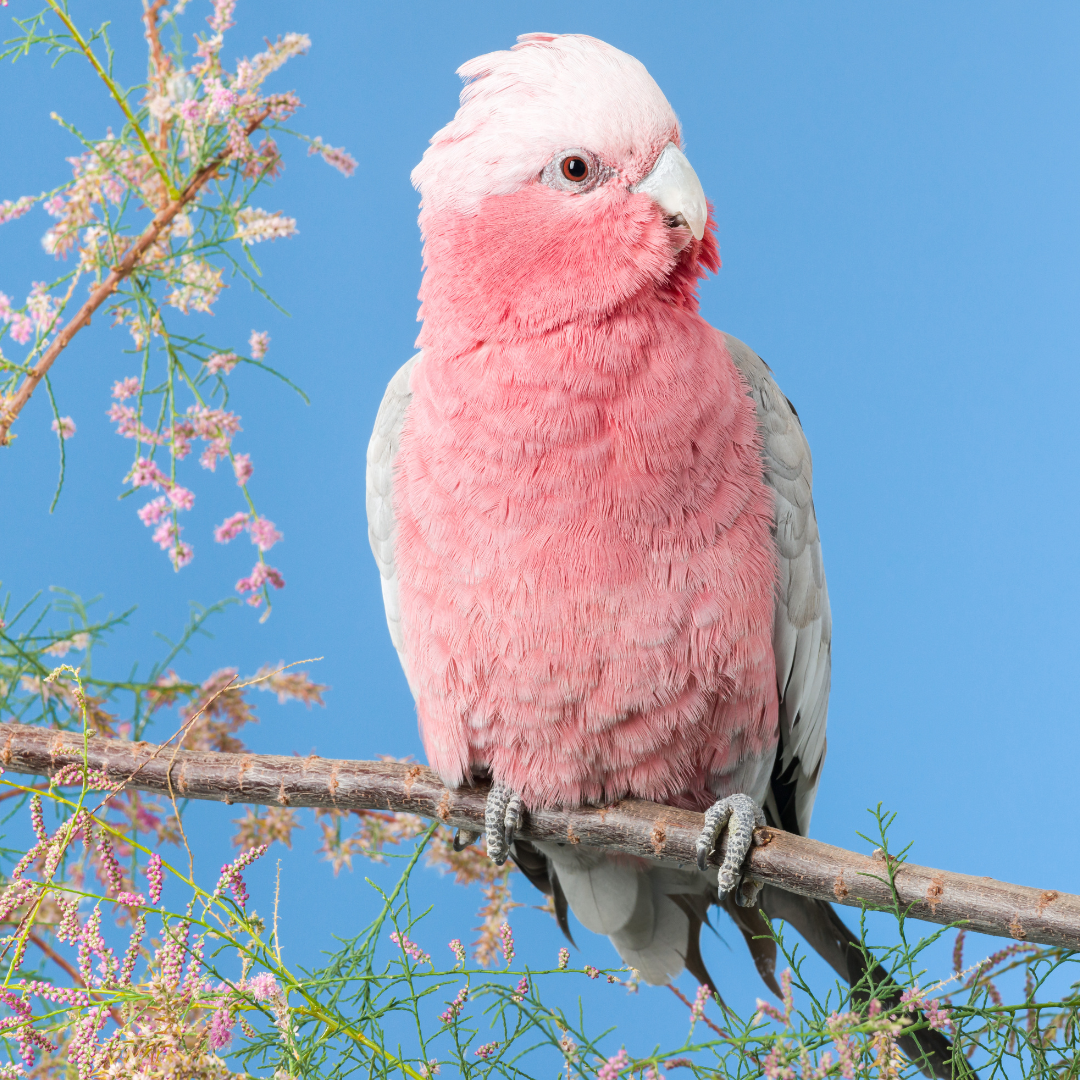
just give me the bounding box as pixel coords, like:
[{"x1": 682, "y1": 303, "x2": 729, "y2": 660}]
[{"x1": 2, "y1": 0, "x2": 1078, "y2": 1060}]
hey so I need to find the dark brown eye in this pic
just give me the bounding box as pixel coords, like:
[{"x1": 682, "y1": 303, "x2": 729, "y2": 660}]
[{"x1": 561, "y1": 156, "x2": 589, "y2": 182}]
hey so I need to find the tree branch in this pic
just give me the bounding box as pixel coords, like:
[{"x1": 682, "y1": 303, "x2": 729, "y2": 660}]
[
  {"x1": 1, "y1": 723, "x2": 1075, "y2": 951},
  {"x1": 0, "y1": 109, "x2": 270, "y2": 448}
]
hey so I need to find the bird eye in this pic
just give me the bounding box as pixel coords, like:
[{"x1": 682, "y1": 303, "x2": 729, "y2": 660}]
[
  {"x1": 561, "y1": 156, "x2": 589, "y2": 182},
  {"x1": 541, "y1": 149, "x2": 606, "y2": 194}
]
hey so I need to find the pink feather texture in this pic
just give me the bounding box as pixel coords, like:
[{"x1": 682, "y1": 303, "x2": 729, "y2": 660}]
[{"x1": 394, "y1": 34, "x2": 779, "y2": 812}]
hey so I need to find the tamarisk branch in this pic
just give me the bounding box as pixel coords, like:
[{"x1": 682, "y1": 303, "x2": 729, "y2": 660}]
[
  {"x1": 1, "y1": 722, "x2": 1076, "y2": 951},
  {"x1": 0, "y1": 108, "x2": 270, "y2": 448}
]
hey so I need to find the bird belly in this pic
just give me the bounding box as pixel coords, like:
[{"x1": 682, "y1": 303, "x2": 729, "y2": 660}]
[{"x1": 394, "y1": 315, "x2": 779, "y2": 810}]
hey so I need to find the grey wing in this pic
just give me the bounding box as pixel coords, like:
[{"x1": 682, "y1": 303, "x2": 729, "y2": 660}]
[
  {"x1": 366, "y1": 352, "x2": 421, "y2": 697},
  {"x1": 724, "y1": 333, "x2": 831, "y2": 837}
]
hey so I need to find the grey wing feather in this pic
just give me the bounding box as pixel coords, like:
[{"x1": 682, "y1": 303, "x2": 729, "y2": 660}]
[
  {"x1": 366, "y1": 352, "x2": 421, "y2": 696},
  {"x1": 724, "y1": 333, "x2": 831, "y2": 837}
]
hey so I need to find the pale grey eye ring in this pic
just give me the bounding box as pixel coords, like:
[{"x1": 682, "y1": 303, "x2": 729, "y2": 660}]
[{"x1": 540, "y1": 149, "x2": 610, "y2": 194}]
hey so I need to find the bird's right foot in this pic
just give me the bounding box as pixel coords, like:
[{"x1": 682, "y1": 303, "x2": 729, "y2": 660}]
[{"x1": 485, "y1": 782, "x2": 523, "y2": 866}]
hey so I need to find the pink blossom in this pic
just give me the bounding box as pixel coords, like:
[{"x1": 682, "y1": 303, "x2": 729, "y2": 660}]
[
  {"x1": 233, "y1": 452, "x2": 253, "y2": 485},
  {"x1": 146, "y1": 853, "x2": 163, "y2": 905},
  {"x1": 153, "y1": 520, "x2": 179, "y2": 550},
  {"x1": 215, "y1": 511, "x2": 249, "y2": 543},
  {"x1": 8, "y1": 312, "x2": 32, "y2": 344},
  {"x1": 449, "y1": 939, "x2": 466, "y2": 966},
  {"x1": 43, "y1": 194, "x2": 65, "y2": 217},
  {"x1": 512, "y1": 975, "x2": 529, "y2": 1003},
  {"x1": 598, "y1": 1049, "x2": 630, "y2": 1080},
  {"x1": 27, "y1": 281, "x2": 57, "y2": 333},
  {"x1": 205, "y1": 78, "x2": 237, "y2": 118},
  {"x1": 308, "y1": 136, "x2": 358, "y2": 178},
  {"x1": 201, "y1": 437, "x2": 231, "y2": 471},
  {"x1": 208, "y1": 1006, "x2": 234, "y2": 1051},
  {"x1": 690, "y1": 983, "x2": 710, "y2": 1024},
  {"x1": 246, "y1": 972, "x2": 279, "y2": 1001},
  {"x1": 129, "y1": 457, "x2": 167, "y2": 489},
  {"x1": 170, "y1": 541, "x2": 193, "y2": 570},
  {"x1": 248, "y1": 329, "x2": 269, "y2": 359},
  {"x1": 248, "y1": 515, "x2": 282, "y2": 551},
  {"x1": 237, "y1": 562, "x2": 286, "y2": 593},
  {"x1": 116, "y1": 892, "x2": 145, "y2": 907},
  {"x1": 112, "y1": 376, "x2": 140, "y2": 399},
  {"x1": 246, "y1": 592, "x2": 264, "y2": 607},
  {"x1": 177, "y1": 98, "x2": 203, "y2": 123},
  {"x1": 207, "y1": 0, "x2": 236, "y2": 34},
  {"x1": 558, "y1": 946, "x2": 569, "y2": 969},
  {"x1": 0, "y1": 195, "x2": 36, "y2": 225},
  {"x1": 474, "y1": 1042, "x2": 498, "y2": 1061},
  {"x1": 51, "y1": 415, "x2": 76, "y2": 439},
  {"x1": 137, "y1": 497, "x2": 171, "y2": 526},
  {"x1": 439, "y1": 986, "x2": 468, "y2": 1025},
  {"x1": 168, "y1": 485, "x2": 195, "y2": 511},
  {"x1": 206, "y1": 351, "x2": 238, "y2": 374},
  {"x1": 584, "y1": 965, "x2": 600, "y2": 979},
  {"x1": 389, "y1": 930, "x2": 431, "y2": 965},
  {"x1": 498, "y1": 921, "x2": 515, "y2": 964}
]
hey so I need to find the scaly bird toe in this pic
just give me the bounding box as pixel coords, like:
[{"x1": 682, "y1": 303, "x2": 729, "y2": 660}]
[
  {"x1": 695, "y1": 793, "x2": 765, "y2": 902},
  {"x1": 485, "y1": 782, "x2": 523, "y2": 866}
]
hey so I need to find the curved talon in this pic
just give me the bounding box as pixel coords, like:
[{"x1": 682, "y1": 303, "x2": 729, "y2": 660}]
[
  {"x1": 696, "y1": 793, "x2": 765, "y2": 899},
  {"x1": 485, "y1": 782, "x2": 523, "y2": 866},
  {"x1": 453, "y1": 828, "x2": 480, "y2": 851}
]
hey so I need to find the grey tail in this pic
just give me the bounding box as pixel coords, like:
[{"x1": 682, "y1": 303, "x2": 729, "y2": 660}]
[{"x1": 760, "y1": 886, "x2": 974, "y2": 1080}]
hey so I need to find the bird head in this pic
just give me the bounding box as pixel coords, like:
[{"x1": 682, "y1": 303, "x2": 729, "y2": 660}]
[{"x1": 412, "y1": 34, "x2": 720, "y2": 349}]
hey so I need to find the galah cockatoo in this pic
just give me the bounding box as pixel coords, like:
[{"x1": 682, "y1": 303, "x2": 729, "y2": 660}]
[{"x1": 368, "y1": 33, "x2": 951, "y2": 1076}]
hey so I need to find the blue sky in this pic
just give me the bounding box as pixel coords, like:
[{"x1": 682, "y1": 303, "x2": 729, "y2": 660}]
[{"x1": 2, "y1": 0, "x2": 1079, "y2": 1059}]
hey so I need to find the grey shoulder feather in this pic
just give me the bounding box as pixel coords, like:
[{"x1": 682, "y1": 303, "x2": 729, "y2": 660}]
[
  {"x1": 366, "y1": 352, "x2": 421, "y2": 695},
  {"x1": 724, "y1": 333, "x2": 832, "y2": 837}
]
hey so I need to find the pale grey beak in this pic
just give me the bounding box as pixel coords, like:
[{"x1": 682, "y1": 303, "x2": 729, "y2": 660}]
[{"x1": 629, "y1": 142, "x2": 707, "y2": 241}]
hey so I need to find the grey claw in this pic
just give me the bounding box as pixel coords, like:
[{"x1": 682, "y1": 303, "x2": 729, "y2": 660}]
[
  {"x1": 696, "y1": 793, "x2": 765, "y2": 899},
  {"x1": 485, "y1": 782, "x2": 524, "y2": 866},
  {"x1": 453, "y1": 828, "x2": 480, "y2": 851}
]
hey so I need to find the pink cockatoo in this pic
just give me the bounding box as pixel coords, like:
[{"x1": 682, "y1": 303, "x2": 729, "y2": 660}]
[{"x1": 368, "y1": 33, "x2": 952, "y2": 1076}]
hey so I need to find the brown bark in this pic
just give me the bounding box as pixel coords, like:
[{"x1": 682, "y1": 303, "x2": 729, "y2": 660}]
[{"x1": 1, "y1": 722, "x2": 1076, "y2": 951}]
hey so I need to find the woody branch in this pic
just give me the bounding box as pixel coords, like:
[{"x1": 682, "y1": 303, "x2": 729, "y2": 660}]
[
  {"x1": 0, "y1": 722, "x2": 1074, "y2": 952},
  {"x1": 0, "y1": 108, "x2": 270, "y2": 448}
]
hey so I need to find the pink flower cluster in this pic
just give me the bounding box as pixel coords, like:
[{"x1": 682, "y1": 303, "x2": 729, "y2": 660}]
[
  {"x1": 498, "y1": 921, "x2": 515, "y2": 964},
  {"x1": 206, "y1": 351, "x2": 238, "y2": 374},
  {"x1": 511, "y1": 975, "x2": 529, "y2": 1004},
  {"x1": 598, "y1": 1048, "x2": 630, "y2": 1080},
  {"x1": 439, "y1": 986, "x2": 468, "y2": 1025},
  {"x1": 235, "y1": 561, "x2": 286, "y2": 606},
  {"x1": 0, "y1": 194, "x2": 36, "y2": 226},
  {"x1": 474, "y1": 1042, "x2": 498, "y2": 1061},
  {"x1": 307, "y1": 136, "x2": 358, "y2": 177},
  {"x1": 389, "y1": 930, "x2": 431, "y2": 966},
  {"x1": 214, "y1": 844, "x2": 268, "y2": 908},
  {"x1": 51, "y1": 415, "x2": 76, "y2": 438},
  {"x1": 249, "y1": 329, "x2": 269, "y2": 360},
  {"x1": 900, "y1": 986, "x2": 954, "y2": 1033},
  {"x1": 128, "y1": 458, "x2": 195, "y2": 569},
  {"x1": 0, "y1": 290, "x2": 34, "y2": 345},
  {"x1": 557, "y1": 946, "x2": 569, "y2": 970},
  {"x1": 449, "y1": 938, "x2": 466, "y2": 967},
  {"x1": 245, "y1": 972, "x2": 280, "y2": 1001},
  {"x1": 689, "y1": 983, "x2": 711, "y2": 1024}
]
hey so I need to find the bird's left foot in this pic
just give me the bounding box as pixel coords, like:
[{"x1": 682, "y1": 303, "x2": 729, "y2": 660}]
[
  {"x1": 485, "y1": 782, "x2": 523, "y2": 866},
  {"x1": 696, "y1": 793, "x2": 766, "y2": 908}
]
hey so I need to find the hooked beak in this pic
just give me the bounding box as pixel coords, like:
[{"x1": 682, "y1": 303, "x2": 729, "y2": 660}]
[{"x1": 630, "y1": 142, "x2": 707, "y2": 242}]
